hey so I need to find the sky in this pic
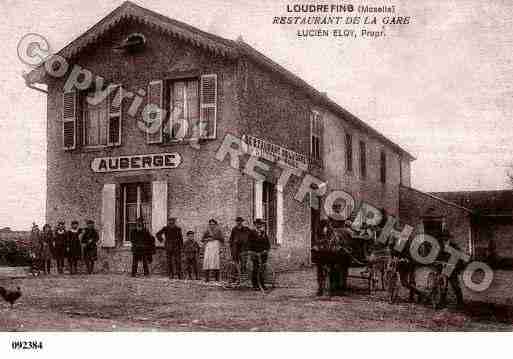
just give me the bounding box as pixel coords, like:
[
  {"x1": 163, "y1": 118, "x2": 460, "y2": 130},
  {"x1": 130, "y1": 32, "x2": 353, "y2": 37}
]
[{"x1": 0, "y1": 0, "x2": 512, "y2": 229}]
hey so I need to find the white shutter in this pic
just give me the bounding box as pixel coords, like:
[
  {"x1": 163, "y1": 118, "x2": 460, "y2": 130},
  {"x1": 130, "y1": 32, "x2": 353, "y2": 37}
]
[
  {"x1": 62, "y1": 90, "x2": 77, "y2": 150},
  {"x1": 254, "y1": 179, "x2": 263, "y2": 219},
  {"x1": 107, "y1": 84, "x2": 122, "y2": 146},
  {"x1": 276, "y1": 184, "x2": 284, "y2": 244},
  {"x1": 200, "y1": 74, "x2": 217, "y2": 139},
  {"x1": 101, "y1": 183, "x2": 116, "y2": 248},
  {"x1": 152, "y1": 181, "x2": 167, "y2": 247},
  {"x1": 146, "y1": 80, "x2": 163, "y2": 144}
]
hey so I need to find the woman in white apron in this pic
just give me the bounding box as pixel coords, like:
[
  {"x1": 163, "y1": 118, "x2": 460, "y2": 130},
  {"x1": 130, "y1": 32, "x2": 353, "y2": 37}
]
[{"x1": 202, "y1": 219, "x2": 224, "y2": 282}]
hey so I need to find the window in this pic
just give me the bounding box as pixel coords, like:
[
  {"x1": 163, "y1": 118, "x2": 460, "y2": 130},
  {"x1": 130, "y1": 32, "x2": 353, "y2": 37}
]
[
  {"x1": 78, "y1": 85, "x2": 122, "y2": 148},
  {"x1": 122, "y1": 182, "x2": 152, "y2": 242},
  {"x1": 310, "y1": 111, "x2": 322, "y2": 162},
  {"x1": 83, "y1": 92, "x2": 108, "y2": 147},
  {"x1": 345, "y1": 133, "x2": 353, "y2": 172},
  {"x1": 380, "y1": 150, "x2": 387, "y2": 183},
  {"x1": 165, "y1": 79, "x2": 200, "y2": 141},
  {"x1": 262, "y1": 181, "x2": 277, "y2": 244},
  {"x1": 360, "y1": 140, "x2": 367, "y2": 179}
]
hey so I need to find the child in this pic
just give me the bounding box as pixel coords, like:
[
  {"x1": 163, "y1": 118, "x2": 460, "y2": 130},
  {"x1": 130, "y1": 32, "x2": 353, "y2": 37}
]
[
  {"x1": 183, "y1": 231, "x2": 200, "y2": 280},
  {"x1": 66, "y1": 220, "x2": 82, "y2": 274}
]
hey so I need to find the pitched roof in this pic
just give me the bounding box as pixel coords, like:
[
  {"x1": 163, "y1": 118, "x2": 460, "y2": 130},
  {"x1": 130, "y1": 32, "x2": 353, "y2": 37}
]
[
  {"x1": 401, "y1": 185, "x2": 474, "y2": 214},
  {"x1": 25, "y1": 1, "x2": 414, "y2": 160},
  {"x1": 432, "y1": 190, "x2": 513, "y2": 216}
]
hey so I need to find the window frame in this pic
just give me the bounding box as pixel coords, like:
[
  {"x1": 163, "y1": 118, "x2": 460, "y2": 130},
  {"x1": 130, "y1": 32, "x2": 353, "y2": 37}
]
[
  {"x1": 345, "y1": 132, "x2": 353, "y2": 173},
  {"x1": 81, "y1": 90, "x2": 110, "y2": 149},
  {"x1": 310, "y1": 110, "x2": 322, "y2": 163},
  {"x1": 164, "y1": 77, "x2": 201, "y2": 143},
  {"x1": 380, "y1": 150, "x2": 387, "y2": 184},
  {"x1": 359, "y1": 140, "x2": 367, "y2": 180}
]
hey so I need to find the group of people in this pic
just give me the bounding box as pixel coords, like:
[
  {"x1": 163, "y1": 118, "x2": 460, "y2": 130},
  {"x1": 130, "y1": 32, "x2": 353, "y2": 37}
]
[
  {"x1": 29, "y1": 220, "x2": 100, "y2": 275},
  {"x1": 312, "y1": 211, "x2": 464, "y2": 307},
  {"x1": 130, "y1": 216, "x2": 271, "y2": 290}
]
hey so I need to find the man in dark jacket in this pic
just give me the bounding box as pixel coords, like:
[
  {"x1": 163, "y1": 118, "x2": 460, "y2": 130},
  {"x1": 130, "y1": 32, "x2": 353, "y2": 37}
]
[
  {"x1": 130, "y1": 217, "x2": 154, "y2": 277},
  {"x1": 81, "y1": 220, "x2": 99, "y2": 274},
  {"x1": 438, "y1": 230, "x2": 464, "y2": 308},
  {"x1": 247, "y1": 218, "x2": 271, "y2": 290},
  {"x1": 229, "y1": 217, "x2": 251, "y2": 273},
  {"x1": 156, "y1": 217, "x2": 183, "y2": 279}
]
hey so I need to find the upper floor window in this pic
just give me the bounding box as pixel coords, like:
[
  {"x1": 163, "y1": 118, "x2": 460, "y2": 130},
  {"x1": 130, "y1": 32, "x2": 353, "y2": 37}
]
[
  {"x1": 345, "y1": 133, "x2": 353, "y2": 172},
  {"x1": 359, "y1": 140, "x2": 367, "y2": 179},
  {"x1": 62, "y1": 85, "x2": 121, "y2": 151},
  {"x1": 147, "y1": 74, "x2": 217, "y2": 144},
  {"x1": 310, "y1": 111, "x2": 322, "y2": 162},
  {"x1": 380, "y1": 150, "x2": 387, "y2": 183},
  {"x1": 83, "y1": 92, "x2": 108, "y2": 147},
  {"x1": 165, "y1": 78, "x2": 200, "y2": 141}
]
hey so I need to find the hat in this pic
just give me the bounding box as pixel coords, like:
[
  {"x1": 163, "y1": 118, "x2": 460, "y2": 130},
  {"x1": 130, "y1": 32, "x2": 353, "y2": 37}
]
[
  {"x1": 235, "y1": 216, "x2": 244, "y2": 223},
  {"x1": 136, "y1": 217, "x2": 144, "y2": 224},
  {"x1": 71, "y1": 220, "x2": 79, "y2": 225},
  {"x1": 254, "y1": 218, "x2": 266, "y2": 225},
  {"x1": 58, "y1": 221, "x2": 65, "y2": 225},
  {"x1": 168, "y1": 217, "x2": 176, "y2": 221},
  {"x1": 208, "y1": 219, "x2": 218, "y2": 225},
  {"x1": 86, "y1": 219, "x2": 95, "y2": 225},
  {"x1": 186, "y1": 230, "x2": 195, "y2": 235}
]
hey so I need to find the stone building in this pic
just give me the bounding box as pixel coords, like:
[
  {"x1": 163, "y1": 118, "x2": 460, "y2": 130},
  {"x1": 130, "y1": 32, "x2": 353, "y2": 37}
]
[{"x1": 25, "y1": 2, "x2": 414, "y2": 273}]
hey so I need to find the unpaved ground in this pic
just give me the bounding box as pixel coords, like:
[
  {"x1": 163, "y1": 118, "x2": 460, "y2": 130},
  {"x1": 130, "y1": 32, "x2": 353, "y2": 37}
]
[{"x1": 0, "y1": 269, "x2": 512, "y2": 331}]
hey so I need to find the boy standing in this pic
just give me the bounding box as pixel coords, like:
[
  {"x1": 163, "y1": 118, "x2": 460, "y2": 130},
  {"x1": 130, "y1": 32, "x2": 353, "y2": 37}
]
[{"x1": 183, "y1": 231, "x2": 200, "y2": 280}]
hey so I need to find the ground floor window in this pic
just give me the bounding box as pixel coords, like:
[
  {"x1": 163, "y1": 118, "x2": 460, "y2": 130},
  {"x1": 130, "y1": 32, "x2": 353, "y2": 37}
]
[{"x1": 122, "y1": 182, "x2": 152, "y2": 242}]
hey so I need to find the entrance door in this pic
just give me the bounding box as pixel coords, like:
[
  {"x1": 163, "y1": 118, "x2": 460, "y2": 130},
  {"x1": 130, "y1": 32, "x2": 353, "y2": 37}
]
[
  {"x1": 122, "y1": 182, "x2": 152, "y2": 242},
  {"x1": 263, "y1": 181, "x2": 277, "y2": 243}
]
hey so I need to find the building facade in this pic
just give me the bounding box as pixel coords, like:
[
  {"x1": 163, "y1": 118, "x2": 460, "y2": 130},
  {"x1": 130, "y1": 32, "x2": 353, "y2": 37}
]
[{"x1": 26, "y1": 2, "x2": 414, "y2": 273}]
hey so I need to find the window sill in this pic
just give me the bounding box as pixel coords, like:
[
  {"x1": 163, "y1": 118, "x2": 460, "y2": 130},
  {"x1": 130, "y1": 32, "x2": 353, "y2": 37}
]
[
  {"x1": 81, "y1": 145, "x2": 120, "y2": 152},
  {"x1": 151, "y1": 137, "x2": 217, "y2": 145}
]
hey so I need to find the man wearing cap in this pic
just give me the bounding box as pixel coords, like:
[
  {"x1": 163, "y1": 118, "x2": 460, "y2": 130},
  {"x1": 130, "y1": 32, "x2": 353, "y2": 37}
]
[
  {"x1": 229, "y1": 217, "x2": 251, "y2": 274},
  {"x1": 247, "y1": 218, "x2": 271, "y2": 290},
  {"x1": 156, "y1": 217, "x2": 184, "y2": 279},
  {"x1": 130, "y1": 217, "x2": 154, "y2": 277},
  {"x1": 81, "y1": 220, "x2": 99, "y2": 275}
]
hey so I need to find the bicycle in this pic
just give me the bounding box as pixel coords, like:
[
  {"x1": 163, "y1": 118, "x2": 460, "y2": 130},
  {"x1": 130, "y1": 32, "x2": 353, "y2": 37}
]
[{"x1": 221, "y1": 251, "x2": 276, "y2": 292}]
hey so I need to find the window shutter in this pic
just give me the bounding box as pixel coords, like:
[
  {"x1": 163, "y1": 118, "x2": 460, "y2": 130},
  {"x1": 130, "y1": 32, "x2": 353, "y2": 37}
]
[
  {"x1": 146, "y1": 80, "x2": 163, "y2": 144},
  {"x1": 62, "y1": 90, "x2": 77, "y2": 150},
  {"x1": 200, "y1": 74, "x2": 217, "y2": 139},
  {"x1": 152, "y1": 181, "x2": 167, "y2": 247},
  {"x1": 107, "y1": 84, "x2": 122, "y2": 146},
  {"x1": 101, "y1": 183, "x2": 116, "y2": 248}
]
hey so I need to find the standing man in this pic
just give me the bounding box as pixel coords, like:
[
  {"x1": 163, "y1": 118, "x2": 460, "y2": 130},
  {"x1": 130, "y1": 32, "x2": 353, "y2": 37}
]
[
  {"x1": 247, "y1": 218, "x2": 271, "y2": 290},
  {"x1": 438, "y1": 230, "x2": 464, "y2": 308},
  {"x1": 156, "y1": 217, "x2": 184, "y2": 279},
  {"x1": 229, "y1": 217, "x2": 251, "y2": 274},
  {"x1": 53, "y1": 221, "x2": 67, "y2": 274},
  {"x1": 66, "y1": 220, "x2": 82, "y2": 274},
  {"x1": 130, "y1": 217, "x2": 154, "y2": 277},
  {"x1": 81, "y1": 220, "x2": 99, "y2": 274}
]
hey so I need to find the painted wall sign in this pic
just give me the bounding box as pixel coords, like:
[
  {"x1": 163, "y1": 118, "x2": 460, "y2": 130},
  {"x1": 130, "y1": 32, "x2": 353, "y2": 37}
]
[
  {"x1": 91, "y1": 153, "x2": 182, "y2": 173},
  {"x1": 242, "y1": 134, "x2": 309, "y2": 171}
]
